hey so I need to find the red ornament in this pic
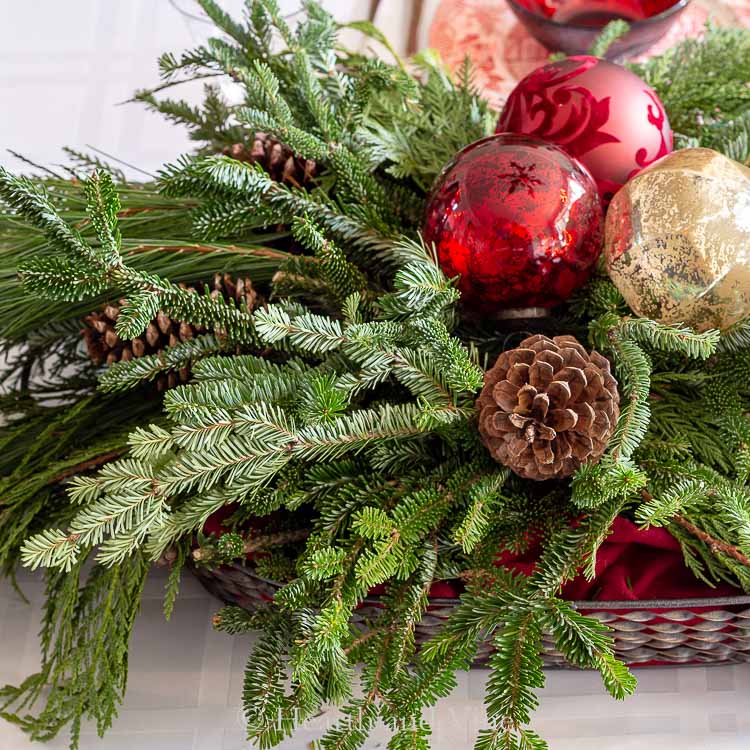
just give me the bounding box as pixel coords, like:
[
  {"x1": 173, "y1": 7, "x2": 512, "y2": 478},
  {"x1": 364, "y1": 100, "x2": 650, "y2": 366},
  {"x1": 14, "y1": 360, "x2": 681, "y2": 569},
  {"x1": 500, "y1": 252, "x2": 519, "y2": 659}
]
[
  {"x1": 497, "y1": 55, "x2": 673, "y2": 203},
  {"x1": 423, "y1": 133, "x2": 603, "y2": 315}
]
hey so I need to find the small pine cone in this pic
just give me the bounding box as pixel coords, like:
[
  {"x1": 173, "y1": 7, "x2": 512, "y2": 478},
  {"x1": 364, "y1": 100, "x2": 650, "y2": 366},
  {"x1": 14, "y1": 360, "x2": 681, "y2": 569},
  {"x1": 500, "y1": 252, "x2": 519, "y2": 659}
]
[
  {"x1": 81, "y1": 274, "x2": 263, "y2": 391},
  {"x1": 477, "y1": 334, "x2": 620, "y2": 481},
  {"x1": 222, "y1": 133, "x2": 318, "y2": 189}
]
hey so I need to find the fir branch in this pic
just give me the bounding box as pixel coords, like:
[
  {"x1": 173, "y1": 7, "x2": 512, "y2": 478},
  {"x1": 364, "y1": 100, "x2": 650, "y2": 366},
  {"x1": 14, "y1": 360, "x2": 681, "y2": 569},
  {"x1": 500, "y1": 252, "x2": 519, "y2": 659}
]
[
  {"x1": 640, "y1": 488, "x2": 750, "y2": 569},
  {"x1": 618, "y1": 318, "x2": 719, "y2": 360},
  {"x1": 97, "y1": 333, "x2": 228, "y2": 393},
  {"x1": 2, "y1": 170, "x2": 259, "y2": 342},
  {"x1": 589, "y1": 20, "x2": 630, "y2": 57},
  {"x1": 291, "y1": 216, "x2": 369, "y2": 303},
  {"x1": 632, "y1": 27, "x2": 750, "y2": 141}
]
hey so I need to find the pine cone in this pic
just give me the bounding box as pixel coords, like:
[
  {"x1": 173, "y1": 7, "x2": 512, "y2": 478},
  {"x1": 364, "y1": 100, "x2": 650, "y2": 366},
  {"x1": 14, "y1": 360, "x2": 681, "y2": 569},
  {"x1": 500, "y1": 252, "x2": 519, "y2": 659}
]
[
  {"x1": 82, "y1": 274, "x2": 261, "y2": 391},
  {"x1": 477, "y1": 334, "x2": 619, "y2": 481},
  {"x1": 222, "y1": 133, "x2": 318, "y2": 189}
]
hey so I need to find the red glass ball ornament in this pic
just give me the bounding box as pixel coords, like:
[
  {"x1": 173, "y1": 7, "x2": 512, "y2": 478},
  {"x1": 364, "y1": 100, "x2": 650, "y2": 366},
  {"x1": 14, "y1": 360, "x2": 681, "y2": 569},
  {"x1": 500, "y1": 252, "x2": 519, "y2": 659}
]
[
  {"x1": 497, "y1": 55, "x2": 673, "y2": 204},
  {"x1": 423, "y1": 133, "x2": 603, "y2": 315}
]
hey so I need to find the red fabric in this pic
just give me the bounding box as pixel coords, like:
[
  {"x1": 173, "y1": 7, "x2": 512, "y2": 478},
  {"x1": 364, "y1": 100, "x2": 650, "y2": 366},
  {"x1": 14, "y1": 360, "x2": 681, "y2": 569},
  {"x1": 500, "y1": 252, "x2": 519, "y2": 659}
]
[
  {"x1": 510, "y1": 516, "x2": 739, "y2": 601},
  {"x1": 205, "y1": 510, "x2": 741, "y2": 602},
  {"x1": 424, "y1": 516, "x2": 740, "y2": 601}
]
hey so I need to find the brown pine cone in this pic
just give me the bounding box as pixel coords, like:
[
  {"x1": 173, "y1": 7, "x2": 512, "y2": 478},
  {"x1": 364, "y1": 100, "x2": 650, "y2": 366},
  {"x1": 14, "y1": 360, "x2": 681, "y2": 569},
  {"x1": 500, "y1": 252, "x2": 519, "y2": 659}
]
[
  {"x1": 222, "y1": 133, "x2": 318, "y2": 189},
  {"x1": 477, "y1": 334, "x2": 619, "y2": 481},
  {"x1": 82, "y1": 274, "x2": 262, "y2": 391}
]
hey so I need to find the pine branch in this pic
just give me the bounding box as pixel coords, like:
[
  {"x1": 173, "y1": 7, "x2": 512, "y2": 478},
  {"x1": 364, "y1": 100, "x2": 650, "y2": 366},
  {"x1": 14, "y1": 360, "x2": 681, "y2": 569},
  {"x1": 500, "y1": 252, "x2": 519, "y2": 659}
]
[
  {"x1": 640, "y1": 488, "x2": 750, "y2": 569},
  {"x1": 97, "y1": 333, "x2": 228, "y2": 393},
  {"x1": 672, "y1": 514, "x2": 750, "y2": 569}
]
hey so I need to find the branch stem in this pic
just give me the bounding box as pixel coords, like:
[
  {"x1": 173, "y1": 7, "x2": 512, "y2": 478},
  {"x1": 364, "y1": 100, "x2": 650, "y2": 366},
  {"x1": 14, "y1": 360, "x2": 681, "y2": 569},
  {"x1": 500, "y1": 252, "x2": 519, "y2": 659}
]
[
  {"x1": 672, "y1": 514, "x2": 750, "y2": 569},
  {"x1": 641, "y1": 489, "x2": 750, "y2": 569}
]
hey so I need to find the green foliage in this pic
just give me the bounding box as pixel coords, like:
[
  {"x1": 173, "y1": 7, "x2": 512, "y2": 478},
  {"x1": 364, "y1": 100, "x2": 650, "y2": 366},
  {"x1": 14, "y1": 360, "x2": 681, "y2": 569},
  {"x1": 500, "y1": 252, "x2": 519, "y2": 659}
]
[
  {"x1": 3, "y1": 5, "x2": 750, "y2": 750},
  {"x1": 0, "y1": 553, "x2": 148, "y2": 747},
  {"x1": 589, "y1": 19, "x2": 630, "y2": 58},
  {"x1": 98, "y1": 334, "x2": 227, "y2": 393},
  {"x1": 0, "y1": 170, "x2": 267, "y2": 347},
  {"x1": 0, "y1": 390, "x2": 160, "y2": 580},
  {"x1": 631, "y1": 26, "x2": 750, "y2": 147}
]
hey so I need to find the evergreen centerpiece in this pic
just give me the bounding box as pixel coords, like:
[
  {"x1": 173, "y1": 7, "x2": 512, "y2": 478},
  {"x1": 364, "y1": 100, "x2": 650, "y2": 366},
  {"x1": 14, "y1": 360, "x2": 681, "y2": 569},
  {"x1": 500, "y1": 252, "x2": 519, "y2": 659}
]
[{"x1": 1, "y1": 4, "x2": 750, "y2": 750}]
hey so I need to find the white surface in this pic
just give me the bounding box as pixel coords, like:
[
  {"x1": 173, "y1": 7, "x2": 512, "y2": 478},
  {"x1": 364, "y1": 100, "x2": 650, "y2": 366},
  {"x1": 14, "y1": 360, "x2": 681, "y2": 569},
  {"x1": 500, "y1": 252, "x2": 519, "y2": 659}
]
[
  {"x1": 1, "y1": 1, "x2": 750, "y2": 748},
  {"x1": 0, "y1": 0, "x2": 381, "y2": 177},
  {"x1": 1, "y1": 571, "x2": 749, "y2": 750}
]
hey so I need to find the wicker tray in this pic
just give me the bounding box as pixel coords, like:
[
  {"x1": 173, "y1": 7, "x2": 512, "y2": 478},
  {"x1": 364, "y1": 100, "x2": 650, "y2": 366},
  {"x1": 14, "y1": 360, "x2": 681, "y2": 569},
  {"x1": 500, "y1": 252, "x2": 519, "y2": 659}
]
[{"x1": 190, "y1": 561, "x2": 750, "y2": 667}]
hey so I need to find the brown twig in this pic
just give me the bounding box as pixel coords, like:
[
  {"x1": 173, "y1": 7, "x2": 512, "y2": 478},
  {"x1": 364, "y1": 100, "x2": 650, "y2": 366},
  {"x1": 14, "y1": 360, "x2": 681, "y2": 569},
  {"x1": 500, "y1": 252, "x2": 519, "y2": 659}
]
[
  {"x1": 74, "y1": 205, "x2": 189, "y2": 230},
  {"x1": 124, "y1": 243, "x2": 291, "y2": 261},
  {"x1": 344, "y1": 627, "x2": 383, "y2": 656},
  {"x1": 672, "y1": 514, "x2": 750, "y2": 569},
  {"x1": 407, "y1": 0, "x2": 424, "y2": 56},
  {"x1": 242, "y1": 528, "x2": 309, "y2": 554},
  {"x1": 640, "y1": 489, "x2": 750, "y2": 569},
  {"x1": 192, "y1": 528, "x2": 310, "y2": 561}
]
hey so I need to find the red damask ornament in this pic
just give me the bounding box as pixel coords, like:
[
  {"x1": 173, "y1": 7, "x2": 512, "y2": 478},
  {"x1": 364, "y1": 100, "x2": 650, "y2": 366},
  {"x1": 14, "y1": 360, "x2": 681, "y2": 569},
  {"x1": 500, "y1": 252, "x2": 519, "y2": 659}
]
[
  {"x1": 423, "y1": 133, "x2": 603, "y2": 315},
  {"x1": 497, "y1": 55, "x2": 673, "y2": 203}
]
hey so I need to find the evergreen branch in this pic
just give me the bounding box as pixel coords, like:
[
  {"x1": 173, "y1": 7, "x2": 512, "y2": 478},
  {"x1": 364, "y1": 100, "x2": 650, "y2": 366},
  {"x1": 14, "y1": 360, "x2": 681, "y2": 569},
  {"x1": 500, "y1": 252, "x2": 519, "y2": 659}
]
[
  {"x1": 159, "y1": 156, "x2": 396, "y2": 258},
  {"x1": 640, "y1": 489, "x2": 750, "y2": 569},
  {"x1": 602, "y1": 322, "x2": 652, "y2": 462},
  {"x1": 631, "y1": 27, "x2": 750, "y2": 139},
  {"x1": 717, "y1": 318, "x2": 750, "y2": 353},
  {"x1": 618, "y1": 318, "x2": 719, "y2": 360},
  {"x1": 3, "y1": 171, "x2": 259, "y2": 342},
  {"x1": 485, "y1": 611, "x2": 543, "y2": 728},
  {"x1": 98, "y1": 334, "x2": 227, "y2": 392},
  {"x1": 0, "y1": 554, "x2": 148, "y2": 745},
  {"x1": 292, "y1": 216, "x2": 369, "y2": 303},
  {"x1": 589, "y1": 20, "x2": 630, "y2": 58}
]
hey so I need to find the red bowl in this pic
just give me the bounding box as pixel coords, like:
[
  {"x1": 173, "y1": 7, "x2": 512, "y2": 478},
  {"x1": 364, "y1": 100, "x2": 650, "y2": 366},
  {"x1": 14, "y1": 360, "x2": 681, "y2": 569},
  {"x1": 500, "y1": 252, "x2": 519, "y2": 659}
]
[{"x1": 506, "y1": 0, "x2": 691, "y2": 58}]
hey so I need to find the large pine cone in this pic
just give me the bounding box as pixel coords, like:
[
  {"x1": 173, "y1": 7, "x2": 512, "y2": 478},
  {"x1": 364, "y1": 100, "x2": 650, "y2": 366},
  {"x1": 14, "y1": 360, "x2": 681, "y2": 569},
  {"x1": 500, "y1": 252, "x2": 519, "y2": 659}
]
[
  {"x1": 82, "y1": 274, "x2": 261, "y2": 391},
  {"x1": 477, "y1": 334, "x2": 619, "y2": 480},
  {"x1": 222, "y1": 133, "x2": 318, "y2": 189}
]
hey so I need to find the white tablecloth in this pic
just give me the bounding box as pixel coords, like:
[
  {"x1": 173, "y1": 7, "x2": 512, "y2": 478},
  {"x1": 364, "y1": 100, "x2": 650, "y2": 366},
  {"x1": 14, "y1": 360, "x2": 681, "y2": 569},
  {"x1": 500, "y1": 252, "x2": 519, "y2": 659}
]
[
  {"x1": 1, "y1": 2, "x2": 749, "y2": 748},
  {"x1": 1, "y1": 571, "x2": 748, "y2": 749}
]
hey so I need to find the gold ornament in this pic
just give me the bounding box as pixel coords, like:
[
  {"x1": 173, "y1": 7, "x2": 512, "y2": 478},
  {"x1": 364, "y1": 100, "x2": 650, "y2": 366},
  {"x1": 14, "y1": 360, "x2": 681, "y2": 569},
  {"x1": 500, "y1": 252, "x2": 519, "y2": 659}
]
[{"x1": 604, "y1": 148, "x2": 750, "y2": 332}]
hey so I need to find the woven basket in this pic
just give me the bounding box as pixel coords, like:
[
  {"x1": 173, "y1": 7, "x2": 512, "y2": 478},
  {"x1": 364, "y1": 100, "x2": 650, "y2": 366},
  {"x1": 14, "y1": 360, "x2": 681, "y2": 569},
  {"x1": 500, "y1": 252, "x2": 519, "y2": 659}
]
[{"x1": 191, "y1": 561, "x2": 750, "y2": 667}]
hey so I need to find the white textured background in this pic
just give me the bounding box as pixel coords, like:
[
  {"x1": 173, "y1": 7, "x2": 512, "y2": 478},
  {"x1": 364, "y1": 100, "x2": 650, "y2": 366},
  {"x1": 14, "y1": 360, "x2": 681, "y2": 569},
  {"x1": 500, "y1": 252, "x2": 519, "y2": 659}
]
[{"x1": 1, "y1": 1, "x2": 749, "y2": 749}]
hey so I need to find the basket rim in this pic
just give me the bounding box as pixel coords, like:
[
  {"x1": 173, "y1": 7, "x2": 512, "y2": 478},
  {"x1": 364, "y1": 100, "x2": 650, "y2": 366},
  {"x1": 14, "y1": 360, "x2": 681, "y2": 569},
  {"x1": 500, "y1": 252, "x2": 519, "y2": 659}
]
[{"x1": 207, "y1": 562, "x2": 750, "y2": 611}]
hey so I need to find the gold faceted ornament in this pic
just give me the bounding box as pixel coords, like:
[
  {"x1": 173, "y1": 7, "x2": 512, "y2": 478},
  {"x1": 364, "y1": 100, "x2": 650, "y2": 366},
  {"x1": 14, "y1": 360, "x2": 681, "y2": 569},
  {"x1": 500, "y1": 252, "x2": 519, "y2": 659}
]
[
  {"x1": 477, "y1": 335, "x2": 620, "y2": 481},
  {"x1": 604, "y1": 148, "x2": 750, "y2": 332}
]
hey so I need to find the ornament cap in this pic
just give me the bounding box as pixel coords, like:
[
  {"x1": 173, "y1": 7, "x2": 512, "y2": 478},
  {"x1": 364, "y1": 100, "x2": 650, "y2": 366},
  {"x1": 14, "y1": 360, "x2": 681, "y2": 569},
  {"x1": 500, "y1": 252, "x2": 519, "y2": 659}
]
[{"x1": 494, "y1": 307, "x2": 550, "y2": 320}]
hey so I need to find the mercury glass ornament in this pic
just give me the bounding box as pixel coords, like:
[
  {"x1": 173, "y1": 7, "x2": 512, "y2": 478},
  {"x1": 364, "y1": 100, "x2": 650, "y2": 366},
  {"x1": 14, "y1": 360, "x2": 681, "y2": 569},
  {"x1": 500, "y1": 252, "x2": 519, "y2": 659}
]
[
  {"x1": 604, "y1": 148, "x2": 750, "y2": 332},
  {"x1": 423, "y1": 133, "x2": 603, "y2": 316}
]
